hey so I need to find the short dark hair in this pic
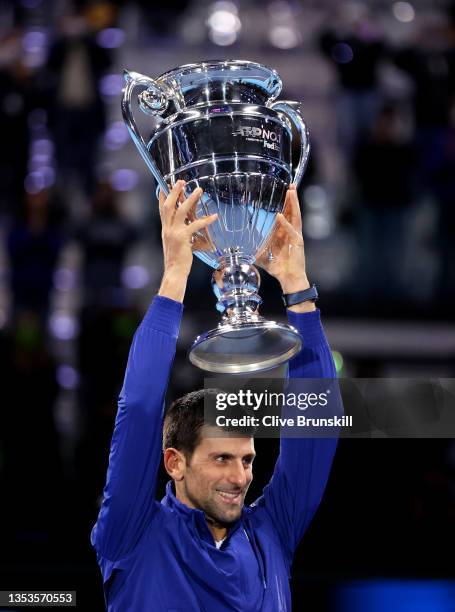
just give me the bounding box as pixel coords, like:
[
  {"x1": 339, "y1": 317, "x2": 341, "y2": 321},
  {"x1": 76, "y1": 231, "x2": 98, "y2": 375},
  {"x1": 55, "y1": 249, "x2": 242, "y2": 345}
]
[
  {"x1": 163, "y1": 389, "x2": 214, "y2": 458},
  {"x1": 163, "y1": 388, "x2": 255, "y2": 460}
]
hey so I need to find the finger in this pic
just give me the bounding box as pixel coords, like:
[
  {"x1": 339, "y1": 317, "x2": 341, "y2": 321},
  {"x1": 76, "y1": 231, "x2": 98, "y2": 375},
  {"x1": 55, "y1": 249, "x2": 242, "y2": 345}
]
[
  {"x1": 286, "y1": 187, "x2": 302, "y2": 229},
  {"x1": 162, "y1": 180, "x2": 186, "y2": 219},
  {"x1": 175, "y1": 187, "x2": 202, "y2": 220},
  {"x1": 158, "y1": 181, "x2": 172, "y2": 200},
  {"x1": 188, "y1": 213, "x2": 218, "y2": 233},
  {"x1": 282, "y1": 188, "x2": 292, "y2": 218},
  {"x1": 283, "y1": 183, "x2": 296, "y2": 210},
  {"x1": 276, "y1": 213, "x2": 303, "y2": 244},
  {"x1": 158, "y1": 189, "x2": 166, "y2": 212}
]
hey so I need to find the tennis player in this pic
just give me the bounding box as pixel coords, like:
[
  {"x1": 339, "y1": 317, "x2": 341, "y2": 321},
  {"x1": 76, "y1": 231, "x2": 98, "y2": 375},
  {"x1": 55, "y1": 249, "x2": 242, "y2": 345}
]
[{"x1": 91, "y1": 181, "x2": 338, "y2": 611}]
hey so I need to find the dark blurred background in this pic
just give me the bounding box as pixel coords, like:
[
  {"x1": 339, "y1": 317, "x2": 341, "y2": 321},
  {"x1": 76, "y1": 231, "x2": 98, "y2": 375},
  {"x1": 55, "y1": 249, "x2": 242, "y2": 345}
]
[{"x1": 0, "y1": 0, "x2": 454, "y2": 610}]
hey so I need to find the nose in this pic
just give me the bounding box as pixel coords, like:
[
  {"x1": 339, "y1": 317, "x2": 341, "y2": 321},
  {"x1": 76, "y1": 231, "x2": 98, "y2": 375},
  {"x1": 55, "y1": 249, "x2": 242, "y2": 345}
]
[{"x1": 227, "y1": 460, "x2": 248, "y2": 489}]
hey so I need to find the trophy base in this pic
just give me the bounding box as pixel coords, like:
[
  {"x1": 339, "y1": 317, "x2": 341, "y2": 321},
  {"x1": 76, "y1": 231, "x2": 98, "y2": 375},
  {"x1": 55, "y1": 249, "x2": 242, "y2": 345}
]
[{"x1": 188, "y1": 319, "x2": 302, "y2": 374}]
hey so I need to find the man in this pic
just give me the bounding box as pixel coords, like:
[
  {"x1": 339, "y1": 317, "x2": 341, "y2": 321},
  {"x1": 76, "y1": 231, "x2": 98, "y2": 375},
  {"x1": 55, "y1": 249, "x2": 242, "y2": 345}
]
[{"x1": 91, "y1": 181, "x2": 338, "y2": 611}]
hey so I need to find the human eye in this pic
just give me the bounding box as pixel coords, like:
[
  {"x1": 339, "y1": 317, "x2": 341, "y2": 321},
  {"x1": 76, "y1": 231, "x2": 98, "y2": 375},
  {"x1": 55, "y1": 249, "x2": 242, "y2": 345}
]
[
  {"x1": 243, "y1": 456, "x2": 254, "y2": 466},
  {"x1": 215, "y1": 454, "x2": 229, "y2": 462}
]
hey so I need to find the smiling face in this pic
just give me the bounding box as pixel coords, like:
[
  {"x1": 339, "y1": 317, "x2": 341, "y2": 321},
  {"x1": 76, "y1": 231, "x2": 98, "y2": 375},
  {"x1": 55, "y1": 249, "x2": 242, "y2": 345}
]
[{"x1": 171, "y1": 427, "x2": 255, "y2": 526}]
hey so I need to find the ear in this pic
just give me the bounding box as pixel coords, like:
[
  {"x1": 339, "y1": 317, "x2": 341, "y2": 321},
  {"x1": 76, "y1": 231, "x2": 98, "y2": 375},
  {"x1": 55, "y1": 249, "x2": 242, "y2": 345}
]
[{"x1": 163, "y1": 447, "x2": 187, "y2": 481}]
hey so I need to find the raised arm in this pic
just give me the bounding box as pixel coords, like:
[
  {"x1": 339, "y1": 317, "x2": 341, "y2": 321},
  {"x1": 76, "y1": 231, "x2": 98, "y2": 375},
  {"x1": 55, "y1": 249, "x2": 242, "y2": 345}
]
[
  {"x1": 260, "y1": 311, "x2": 338, "y2": 566},
  {"x1": 91, "y1": 182, "x2": 217, "y2": 568},
  {"x1": 255, "y1": 186, "x2": 338, "y2": 566}
]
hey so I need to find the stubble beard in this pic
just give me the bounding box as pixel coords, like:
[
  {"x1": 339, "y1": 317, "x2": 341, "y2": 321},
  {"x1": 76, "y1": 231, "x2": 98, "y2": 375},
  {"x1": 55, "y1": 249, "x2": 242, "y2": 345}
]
[{"x1": 184, "y1": 483, "x2": 244, "y2": 527}]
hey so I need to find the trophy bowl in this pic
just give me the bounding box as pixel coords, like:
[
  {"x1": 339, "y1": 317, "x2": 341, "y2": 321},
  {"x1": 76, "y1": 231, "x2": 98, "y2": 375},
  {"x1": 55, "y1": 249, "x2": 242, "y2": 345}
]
[{"x1": 122, "y1": 60, "x2": 310, "y2": 373}]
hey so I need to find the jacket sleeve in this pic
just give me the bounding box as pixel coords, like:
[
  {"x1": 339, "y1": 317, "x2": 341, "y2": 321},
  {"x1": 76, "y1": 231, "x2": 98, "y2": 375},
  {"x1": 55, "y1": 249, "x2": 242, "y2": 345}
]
[
  {"x1": 258, "y1": 309, "x2": 339, "y2": 566},
  {"x1": 91, "y1": 296, "x2": 183, "y2": 569}
]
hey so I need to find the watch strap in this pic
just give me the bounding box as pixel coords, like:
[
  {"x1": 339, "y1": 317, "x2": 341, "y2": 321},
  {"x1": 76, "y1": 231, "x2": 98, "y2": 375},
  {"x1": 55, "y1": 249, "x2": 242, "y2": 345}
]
[{"x1": 282, "y1": 284, "x2": 318, "y2": 307}]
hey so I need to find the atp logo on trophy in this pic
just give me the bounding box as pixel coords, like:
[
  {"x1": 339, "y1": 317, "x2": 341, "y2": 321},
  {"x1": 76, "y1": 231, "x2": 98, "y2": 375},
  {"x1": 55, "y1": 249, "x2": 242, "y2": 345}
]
[{"x1": 232, "y1": 125, "x2": 281, "y2": 150}]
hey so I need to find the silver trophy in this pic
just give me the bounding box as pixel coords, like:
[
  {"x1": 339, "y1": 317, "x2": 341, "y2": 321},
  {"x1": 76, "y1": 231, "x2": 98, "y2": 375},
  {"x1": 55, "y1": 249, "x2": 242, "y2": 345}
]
[{"x1": 122, "y1": 60, "x2": 310, "y2": 373}]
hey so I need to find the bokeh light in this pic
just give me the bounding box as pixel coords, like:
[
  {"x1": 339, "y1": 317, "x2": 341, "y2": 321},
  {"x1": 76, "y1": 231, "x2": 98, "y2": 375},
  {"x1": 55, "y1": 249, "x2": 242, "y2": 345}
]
[
  {"x1": 110, "y1": 169, "x2": 139, "y2": 192},
  {"x1": 331, "y1": 42, "x2": 354, "y2": 64},
  {"x1": 99, "y1": 74, "x2": 124, "y2": 97},
  {"x1": 104, "y1": 122, "x2": 129, "y2": 151},
  {"x1": 49, "y1": 313, "x2": 79, "y2": 341},
  {"x1": 392, "y1": 2, "x2": 416, "y2": 23},
  {"x1": 269, "y1": 26, "x2": 300, "y2": 50},
  {"x1": 122, "y1": 266, "x2": 150, "y2": 290},
  {"x1": 53, "y1": 268, "x2": 76, "y2": 292},
  {"x1": 96, "y1": 28, "x2": 125, "y2": 49},
  {"x1": 207, "y1": 1, "x2": 241, "y2": 46},
  {"x1": 56, "y1": 365, "x2": 79, "y2": 390},
  {"x1": 332, "y1": 350, "x2": 344, "y2": 374}
]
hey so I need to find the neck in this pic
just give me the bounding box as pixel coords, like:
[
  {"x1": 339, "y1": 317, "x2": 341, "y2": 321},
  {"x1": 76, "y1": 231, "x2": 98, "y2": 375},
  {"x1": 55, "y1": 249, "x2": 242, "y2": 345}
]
[{"x1": 205, "y1": 517, "x2": 227, "y2": 542}]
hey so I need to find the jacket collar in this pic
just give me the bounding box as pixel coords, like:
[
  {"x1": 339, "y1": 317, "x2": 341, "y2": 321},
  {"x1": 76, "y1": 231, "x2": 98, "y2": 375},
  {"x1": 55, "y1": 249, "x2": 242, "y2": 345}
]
[{"x1": 161, "y1": 480, "x2": 204, "y2": 516}]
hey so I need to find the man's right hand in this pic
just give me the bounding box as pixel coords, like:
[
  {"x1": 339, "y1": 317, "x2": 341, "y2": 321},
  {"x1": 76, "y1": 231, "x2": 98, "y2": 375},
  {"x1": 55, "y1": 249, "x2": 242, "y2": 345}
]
[{"x1": 158, "y1": 181, "x2": 218, "y2": 303}]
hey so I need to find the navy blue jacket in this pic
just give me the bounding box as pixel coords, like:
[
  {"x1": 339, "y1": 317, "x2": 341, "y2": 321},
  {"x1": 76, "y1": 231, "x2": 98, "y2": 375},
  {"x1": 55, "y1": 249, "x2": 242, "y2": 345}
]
[{"x1": 92, "y1": 296, "x2": 337, "y2": 611}]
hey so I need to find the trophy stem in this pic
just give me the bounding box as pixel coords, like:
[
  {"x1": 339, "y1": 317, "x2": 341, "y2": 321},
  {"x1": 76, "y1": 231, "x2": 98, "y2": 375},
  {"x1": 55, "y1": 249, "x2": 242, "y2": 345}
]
[
  {"x1": 190, "y1": 250, "x2": 302, "y2": 373},
  {"x1": 211, "y1": 250, "x2": 262, "y2": 320}
]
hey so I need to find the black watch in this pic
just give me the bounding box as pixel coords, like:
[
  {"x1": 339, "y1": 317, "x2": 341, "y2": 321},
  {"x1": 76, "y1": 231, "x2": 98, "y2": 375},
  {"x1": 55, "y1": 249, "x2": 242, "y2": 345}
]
[{"x1": 282, "y1": 284, "x2": 318, "y2": 307}]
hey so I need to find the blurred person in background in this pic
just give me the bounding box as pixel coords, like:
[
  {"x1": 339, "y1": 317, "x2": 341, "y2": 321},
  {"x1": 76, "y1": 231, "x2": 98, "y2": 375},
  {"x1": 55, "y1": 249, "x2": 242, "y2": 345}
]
[
  {"x1": 75, "y1": 297, "x2": 140, "y2": 541},
  {"x1": 392, "y1": 12, "x2": 455, "y2": 307},
  {"x1": 0, "y1": 29, "x2": 41, "y2": 217},
  {"x1": 319, "y1": 2, "x2": 385, "y2": 168},
  {"x1": 353, "y1": 102, "x2": 415, "y2": 307},
  {"x1": 135, "y1": 0, "x2": 191, "y2": 41},
  {"x1": 45, "y1": 6, "x2": 112, "y2": 197},
  {"x1": 7, "y1": 188, "x2": 65, "y2": 323},
  {"x1": 74, "y1": 180, "x2": 139, "y2": 529},
  {"x1": 435, "y1": 99, "x2": 455, "y2": 306},
  {"x1": 74, "y1": 180, "x2": 137, "y2": 308}
]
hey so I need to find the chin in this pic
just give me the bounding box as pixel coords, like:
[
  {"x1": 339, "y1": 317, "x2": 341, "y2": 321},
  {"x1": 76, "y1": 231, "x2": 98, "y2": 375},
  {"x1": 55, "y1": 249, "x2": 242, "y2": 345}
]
[
  {"x1": 196, "y1": 492, "x2": 246, "y2": 526},
  {"x1": 214, "y1": 506, "x2": 243, "y2": 525}
]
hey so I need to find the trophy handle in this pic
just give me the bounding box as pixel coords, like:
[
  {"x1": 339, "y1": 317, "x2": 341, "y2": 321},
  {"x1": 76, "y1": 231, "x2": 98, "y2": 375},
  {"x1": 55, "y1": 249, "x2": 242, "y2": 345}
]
[
  {"x1": 122, "y1": 70, "x2": 178, "y2": 195},
  {"x1": 269, "y1": 100, "x2": 310, "y2": 186}
]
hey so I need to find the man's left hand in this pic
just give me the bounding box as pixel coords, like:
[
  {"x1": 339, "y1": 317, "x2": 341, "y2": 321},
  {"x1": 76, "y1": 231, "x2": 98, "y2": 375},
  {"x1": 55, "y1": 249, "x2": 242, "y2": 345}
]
[{"x1": 256, "y1": 185, "x2": 315, "y2": 313}]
